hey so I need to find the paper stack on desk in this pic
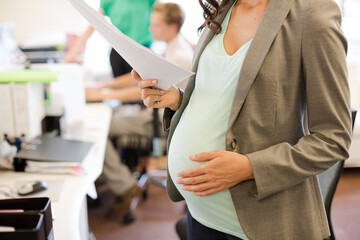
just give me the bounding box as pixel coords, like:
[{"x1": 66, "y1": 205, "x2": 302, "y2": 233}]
[{"x1": 69, "y1": 0, "x2": 194, "y2": 90}]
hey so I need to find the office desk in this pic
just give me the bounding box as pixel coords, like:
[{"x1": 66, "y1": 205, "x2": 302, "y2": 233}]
[{"x1": 0, "y1": 103, "x2": 112, "y2": 240}]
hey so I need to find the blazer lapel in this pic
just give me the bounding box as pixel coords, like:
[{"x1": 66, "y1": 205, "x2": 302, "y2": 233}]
[{"x1": 227, "y1": 0, "x2": 295, "y2": 131}]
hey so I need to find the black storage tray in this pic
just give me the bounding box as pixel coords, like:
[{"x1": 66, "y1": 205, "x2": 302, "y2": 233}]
[
  {"x1": 0, "y1": 213, "x2": 46, "y2": 240},
  {"x1": 0, "y1": 198, "x2": 53, "y2": 239}
]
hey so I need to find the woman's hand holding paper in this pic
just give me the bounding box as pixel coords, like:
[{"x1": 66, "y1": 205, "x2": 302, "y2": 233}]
[{"x1": 132, "y1": 69, "x2": 181, "y2": 111}]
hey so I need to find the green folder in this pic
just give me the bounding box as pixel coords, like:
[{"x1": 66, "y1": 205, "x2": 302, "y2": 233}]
[{"x1": 0, "y1": 69, "x2": 59, "y2": 83}]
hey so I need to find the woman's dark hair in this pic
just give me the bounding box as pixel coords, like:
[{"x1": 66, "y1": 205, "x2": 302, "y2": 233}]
[{"x1": 198, "y1": 0, "x2": 229, "y2": 34}]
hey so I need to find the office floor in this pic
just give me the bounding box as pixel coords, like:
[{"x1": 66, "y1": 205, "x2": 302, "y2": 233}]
[
  {"x1": 88, "y1": 168, "x2": 360, "y2": 240},
  {"x1": 88, "y1": 183, "x2": 186, "y2": 240},
  {"x1": 331, "y1": 168, "x2": 360, "y2": 239}
]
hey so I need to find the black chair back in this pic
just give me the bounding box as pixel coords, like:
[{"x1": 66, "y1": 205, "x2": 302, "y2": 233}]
[{"x1": 318, "y1": 109, "x2": 357, "y2": 240}]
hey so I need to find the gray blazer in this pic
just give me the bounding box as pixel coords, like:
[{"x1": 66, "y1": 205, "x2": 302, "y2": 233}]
[{"x1": 163, "y1": 0, "x2": 352, "y2": 239}]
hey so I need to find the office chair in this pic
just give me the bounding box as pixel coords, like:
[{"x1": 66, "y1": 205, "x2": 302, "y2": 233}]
[
  {"x1": 114, "y1": 107, "x2": 167, "y2": 224},
  {"x1": 175, "y1": 110, "x2": 357, "y2": 240},
  {"x1": 176, "y1": 215, "x2": 188, "y2": 240},
  {"x1": 318, "y1": 109, "x2": 357, "y2": 240}
]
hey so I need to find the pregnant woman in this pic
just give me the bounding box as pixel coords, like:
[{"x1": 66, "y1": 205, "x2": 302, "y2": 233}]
[{"x1": 133, "y1": 0, "x2": 351, "y2": 239}]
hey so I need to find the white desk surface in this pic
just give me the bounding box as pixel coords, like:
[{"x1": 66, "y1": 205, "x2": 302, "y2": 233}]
[{"x1": 0, "y1": 103, "x2": 112, "y2": 240}]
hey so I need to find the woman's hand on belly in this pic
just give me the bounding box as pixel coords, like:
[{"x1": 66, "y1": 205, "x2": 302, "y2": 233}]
[{"x1": 176, "y1": 150, "x2": 254, "y2": 196}]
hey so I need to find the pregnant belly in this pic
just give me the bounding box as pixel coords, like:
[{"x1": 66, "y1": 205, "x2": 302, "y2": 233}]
[
  {"x1": 167, "y1": 122, "x2": 226, "y2": 200},
  {"x1": 167, "y1": 127, "x2": 240, "y2": 233}
]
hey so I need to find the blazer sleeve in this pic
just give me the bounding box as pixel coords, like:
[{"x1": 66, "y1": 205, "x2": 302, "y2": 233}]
[
  {"x1": 162, "y1": 88, "x2": 184, "y2": 132},
  {"x1": 246, "y1": 1, "x2": 352, "y2": 201}
]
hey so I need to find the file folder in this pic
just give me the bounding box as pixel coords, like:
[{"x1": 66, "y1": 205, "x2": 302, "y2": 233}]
[{"x1": 14, "y1": 136, "x2": 93, "y2": 172}]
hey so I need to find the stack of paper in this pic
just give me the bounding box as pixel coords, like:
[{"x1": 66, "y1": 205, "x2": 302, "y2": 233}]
[{"x1": 69, "y1": 0, "x2": 194, "y2": 90}]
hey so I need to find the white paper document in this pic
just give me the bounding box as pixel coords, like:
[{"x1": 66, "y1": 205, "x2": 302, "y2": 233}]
[{"x1": 69, "y1": 0, "x2": 194, "y2": 90}]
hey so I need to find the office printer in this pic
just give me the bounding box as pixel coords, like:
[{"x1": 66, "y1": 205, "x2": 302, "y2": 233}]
[{"x1": 0, "y1": 64, "x2": 87, "y2": 140}]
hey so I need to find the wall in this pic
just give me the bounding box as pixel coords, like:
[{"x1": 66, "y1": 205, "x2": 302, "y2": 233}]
[
  {"x1": 0, "y1": 0, "x2": 99, "y2": 44},
  {"x1": 0, "y1": 0, "x2": 110, "y2": 77}
]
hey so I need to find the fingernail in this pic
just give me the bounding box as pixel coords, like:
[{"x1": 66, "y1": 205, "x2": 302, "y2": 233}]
[
  {"x1": 152, "y1": 80, "x2": 157, "y2": 84},
  {"x1": 189, "y1": 154, "x2": 195, "y2": 159},
  {"x1": 160, "y1": 91, "x2": 165, "y2": 94},
  {"x1": 161, "y1": 96, "x2": 164, "y2": 99}
]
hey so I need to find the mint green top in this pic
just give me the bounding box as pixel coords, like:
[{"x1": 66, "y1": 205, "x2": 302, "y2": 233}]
[
  {"x1": 100, "y1": 0, "x2": 155, "y2": 46},
  {"x1": 167, "y1": 3, "x2": 251, "y2": 239}
]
